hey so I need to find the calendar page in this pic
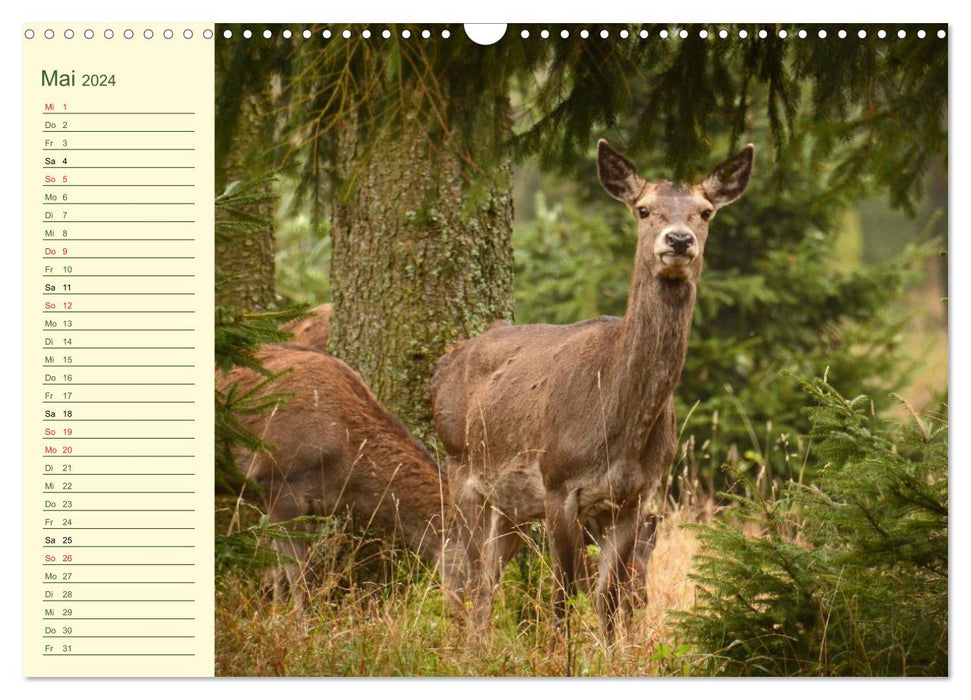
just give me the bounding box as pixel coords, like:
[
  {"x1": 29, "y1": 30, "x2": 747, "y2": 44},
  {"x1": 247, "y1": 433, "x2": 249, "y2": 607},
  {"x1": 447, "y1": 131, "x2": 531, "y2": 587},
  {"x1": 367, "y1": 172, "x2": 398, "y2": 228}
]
[{"x1": 20, "y1": 17, "x2": 951, "y2": 682}]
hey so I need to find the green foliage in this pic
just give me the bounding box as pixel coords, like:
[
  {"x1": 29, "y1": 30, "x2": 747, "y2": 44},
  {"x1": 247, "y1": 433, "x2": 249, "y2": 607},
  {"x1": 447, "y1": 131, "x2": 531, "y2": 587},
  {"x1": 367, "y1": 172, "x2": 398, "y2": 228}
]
[
  {"x1": 274, "y1": 181, "x2": 332, "y2": 305},
  {"x1": 676, "y1": 379, "x2": 947, "y2": 676}
]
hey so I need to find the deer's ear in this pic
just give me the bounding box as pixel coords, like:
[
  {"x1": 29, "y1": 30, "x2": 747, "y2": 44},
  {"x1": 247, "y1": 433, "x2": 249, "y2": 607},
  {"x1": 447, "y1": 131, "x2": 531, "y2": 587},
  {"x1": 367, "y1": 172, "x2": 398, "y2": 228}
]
[
  {"x1": 597, "y1": 140, "x2": 646, "y2": 205},
  {"x1": 702, "y1": 144, "x2": 754, "y2": 209}
]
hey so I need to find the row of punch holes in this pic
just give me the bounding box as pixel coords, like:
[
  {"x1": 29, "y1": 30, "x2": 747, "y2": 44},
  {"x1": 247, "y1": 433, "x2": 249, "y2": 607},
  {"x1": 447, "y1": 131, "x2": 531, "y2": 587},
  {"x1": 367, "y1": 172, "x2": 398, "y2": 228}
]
[
  {"x1": 221, "y1": 27, "x2": 946, "y2": 41},
  {"x1": 24, "y1": 28, "x2": 214, "y2": 40},
  {"x1": 24, "y1": 26, "x2": 947, "y2": 42}
]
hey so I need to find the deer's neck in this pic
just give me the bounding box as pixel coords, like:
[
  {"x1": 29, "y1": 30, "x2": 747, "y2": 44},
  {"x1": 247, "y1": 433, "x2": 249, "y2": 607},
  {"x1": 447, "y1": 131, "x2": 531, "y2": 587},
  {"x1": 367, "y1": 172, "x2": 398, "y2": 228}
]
[{"x1": 605, "y1": 265, "x2": 696, "y2": 443}]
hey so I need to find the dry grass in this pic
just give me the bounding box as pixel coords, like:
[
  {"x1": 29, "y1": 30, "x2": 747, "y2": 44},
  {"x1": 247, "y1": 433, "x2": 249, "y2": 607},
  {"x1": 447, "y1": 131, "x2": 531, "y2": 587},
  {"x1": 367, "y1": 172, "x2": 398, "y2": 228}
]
[{"x1": 214, "y1": 502, "x2": 706, "y2": 677}]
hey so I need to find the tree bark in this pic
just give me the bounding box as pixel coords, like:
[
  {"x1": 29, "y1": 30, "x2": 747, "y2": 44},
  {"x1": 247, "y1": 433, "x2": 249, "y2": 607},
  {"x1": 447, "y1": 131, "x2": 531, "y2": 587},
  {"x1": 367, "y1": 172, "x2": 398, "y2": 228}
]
[
  {"x1": 330, "y1": 119, "x2": 514, "y2": 443},
  {"x1": 214, "y1": 84, "x2": 277, "y2": 311}
]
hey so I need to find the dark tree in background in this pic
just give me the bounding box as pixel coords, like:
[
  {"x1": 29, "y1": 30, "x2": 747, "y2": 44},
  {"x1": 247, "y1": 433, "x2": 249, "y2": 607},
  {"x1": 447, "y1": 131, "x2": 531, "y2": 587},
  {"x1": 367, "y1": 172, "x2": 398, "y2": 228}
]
[
  {"x1": 214, "y1": 35, "x2": 291, "y2": 311},
  {"x1": 288, "y1": 36, "x2": 522, "y2": 439}
]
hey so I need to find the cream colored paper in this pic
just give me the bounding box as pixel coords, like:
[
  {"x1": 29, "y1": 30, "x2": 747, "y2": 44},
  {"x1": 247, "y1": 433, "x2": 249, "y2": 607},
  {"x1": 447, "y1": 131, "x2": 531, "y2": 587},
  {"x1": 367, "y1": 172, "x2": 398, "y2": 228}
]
[{"x1": 22, "y1": 23, "x2": 214, "y2": 677}]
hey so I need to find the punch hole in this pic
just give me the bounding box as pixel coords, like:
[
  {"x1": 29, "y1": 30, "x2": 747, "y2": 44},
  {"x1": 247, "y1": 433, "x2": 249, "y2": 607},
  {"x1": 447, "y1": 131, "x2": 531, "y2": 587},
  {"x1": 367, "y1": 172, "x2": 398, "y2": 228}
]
[
  {"x1": 464, "y1": 24, "x2": 507, "y2": 45},
  {"x1": 222, "y1": 29, "x2": 232, "y2": 39},
  {"x1": 104, "y1": 29, "x2": 114, "y2": 39},
  {"x1": 203, "y1": 29, "x2": 213, "y2": 39},
  {"x1": 84, "y1": 29, "x2": 94, "y2": 39},
  {"x1": 164, "y1": 29, "x2": 174, "y2": 39},
  {"x1": 64, "y1": 29, "x2": 74, "y2": 39},
  {"x1": 620, "y1": 29, "x2": 629, "y2": 38},
  {"x1": 183, "y1": 29, "x2": 193, "y2": 39},
  {"x1": 44, "y1": 29, "x2": 54, "y2": 39},
  {"x1": 144, "y1": 29, "x2": 154, "y2": 39},
  {"x1": 441, "y1": 29, "x2": 451, "y2": 39},
  {"x1": 24, "y1": 29, "x2": 34, "y2": 39},
  {"x1": 303, "y1": 29, "x2": 312, "y2": 39},
  {"x1": 263, "y1": 29, "x2": 272, "y2": 39},
  {"x1": 282, "y1": 29, "x2": 292, "y2": 39},
  {"x1": 124, "y1": 29, "x2": 134, "y2": 39}
]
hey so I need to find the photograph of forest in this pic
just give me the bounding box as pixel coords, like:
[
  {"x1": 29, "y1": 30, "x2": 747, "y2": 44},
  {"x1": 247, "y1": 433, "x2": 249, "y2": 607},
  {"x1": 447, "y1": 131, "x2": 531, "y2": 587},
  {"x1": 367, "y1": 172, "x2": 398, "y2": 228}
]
[{"x1": 212, "y1": 23, "x2": 947, "y2": 676}]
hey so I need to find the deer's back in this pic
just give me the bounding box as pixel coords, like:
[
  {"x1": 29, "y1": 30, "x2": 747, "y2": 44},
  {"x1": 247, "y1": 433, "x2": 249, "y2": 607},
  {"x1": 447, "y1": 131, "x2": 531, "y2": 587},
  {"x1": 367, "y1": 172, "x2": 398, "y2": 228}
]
[{"x1": 221, "y1": 345, "x2": 444, "y2": 521}]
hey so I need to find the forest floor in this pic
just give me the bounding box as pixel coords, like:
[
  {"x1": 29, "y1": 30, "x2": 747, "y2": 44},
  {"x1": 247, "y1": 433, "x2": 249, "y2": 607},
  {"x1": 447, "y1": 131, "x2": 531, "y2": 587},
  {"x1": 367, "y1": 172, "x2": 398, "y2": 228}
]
[{"x1": 214, "y1": 500, "x2": 709, "y2": 677}]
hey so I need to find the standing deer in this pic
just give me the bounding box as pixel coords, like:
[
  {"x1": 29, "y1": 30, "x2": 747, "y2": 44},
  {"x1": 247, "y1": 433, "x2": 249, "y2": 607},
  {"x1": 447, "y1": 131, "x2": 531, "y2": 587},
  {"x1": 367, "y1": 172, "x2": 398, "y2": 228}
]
[
  {"x1": 220, "y1": 344, "x2": 463, "y2": 607},
  {"x1": 277, "y1": 300, "x2": 659, "y2": 605},
  {"x1": 431, "y1": 140, "x2": 753, "y2": 635}
]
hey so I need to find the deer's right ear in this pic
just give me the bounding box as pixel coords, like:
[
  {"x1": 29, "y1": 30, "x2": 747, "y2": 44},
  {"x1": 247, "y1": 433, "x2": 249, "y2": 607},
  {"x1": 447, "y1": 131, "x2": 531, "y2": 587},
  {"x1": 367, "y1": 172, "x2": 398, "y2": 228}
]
[{"x1": 597, "y1": 140, "x2": 645, "y2": 205}]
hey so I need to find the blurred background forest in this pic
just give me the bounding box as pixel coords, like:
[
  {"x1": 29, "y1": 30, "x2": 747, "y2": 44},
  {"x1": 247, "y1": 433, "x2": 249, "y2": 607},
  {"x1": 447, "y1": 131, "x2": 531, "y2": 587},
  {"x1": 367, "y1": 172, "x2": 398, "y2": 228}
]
[{"x1": 214, "y1": 24, "x2": 947, "y2": 676}]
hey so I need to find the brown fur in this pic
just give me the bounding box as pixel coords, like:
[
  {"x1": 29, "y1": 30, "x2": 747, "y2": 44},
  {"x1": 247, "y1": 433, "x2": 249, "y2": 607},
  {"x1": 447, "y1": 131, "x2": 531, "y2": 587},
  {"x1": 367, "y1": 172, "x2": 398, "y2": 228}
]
[
  {"x1": 220, "y1": 343, "x2": 460, "y2": 607},
  {"x1": 431, "y1": 140, "x2": 753, "y2": 635},
  {"x1": 281, "y1": 303, "x2": 331, "y2": 350}
]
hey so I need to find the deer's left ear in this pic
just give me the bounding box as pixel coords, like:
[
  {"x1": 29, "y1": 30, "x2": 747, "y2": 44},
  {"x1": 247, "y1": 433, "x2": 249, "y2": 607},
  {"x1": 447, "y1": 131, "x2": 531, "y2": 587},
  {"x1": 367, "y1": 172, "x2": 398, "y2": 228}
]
[{"x1": 702, "y1": 144, "x2": 754, "y2": 209}]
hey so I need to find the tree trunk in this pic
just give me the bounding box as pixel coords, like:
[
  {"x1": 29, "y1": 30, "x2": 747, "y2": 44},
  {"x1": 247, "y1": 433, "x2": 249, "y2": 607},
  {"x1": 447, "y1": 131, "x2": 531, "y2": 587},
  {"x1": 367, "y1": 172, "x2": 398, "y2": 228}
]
[
  {"x1": 214, "y1": 84, "x2": 277, "y2": 311},
  {"x1": 330, "y1": 119, "x2": 514, "y2": 442}
]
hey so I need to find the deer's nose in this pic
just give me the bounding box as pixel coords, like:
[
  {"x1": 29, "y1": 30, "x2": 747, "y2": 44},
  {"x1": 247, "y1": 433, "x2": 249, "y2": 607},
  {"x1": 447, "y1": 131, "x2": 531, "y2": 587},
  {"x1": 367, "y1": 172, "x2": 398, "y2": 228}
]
[{"x1": 665, "y1": 232, "x2": 694, "y2": 255}]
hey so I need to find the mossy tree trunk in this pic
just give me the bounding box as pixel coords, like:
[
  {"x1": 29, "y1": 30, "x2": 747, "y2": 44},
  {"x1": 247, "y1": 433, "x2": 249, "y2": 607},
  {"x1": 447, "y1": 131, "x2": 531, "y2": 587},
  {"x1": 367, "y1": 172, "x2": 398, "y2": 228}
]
[
  {"x1": 330, "y1": 119, "x2": 514, "y2": 442},
  {"x1": 214, "y1": 39, "x2": 279, "y2": 312}
]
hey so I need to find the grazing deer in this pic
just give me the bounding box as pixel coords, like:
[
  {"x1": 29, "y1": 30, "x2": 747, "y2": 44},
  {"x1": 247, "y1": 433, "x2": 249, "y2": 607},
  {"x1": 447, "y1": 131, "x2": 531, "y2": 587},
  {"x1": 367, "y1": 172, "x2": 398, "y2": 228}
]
[
  {"x1": 431, "y1": 140, "x2": 753, "y2": 635},
  {"x1": 220, "y1": 343, "x2": 462, "y2": 607},
  {"x1": 281, "y1": 303, "x2": 331, "y2": 350}
]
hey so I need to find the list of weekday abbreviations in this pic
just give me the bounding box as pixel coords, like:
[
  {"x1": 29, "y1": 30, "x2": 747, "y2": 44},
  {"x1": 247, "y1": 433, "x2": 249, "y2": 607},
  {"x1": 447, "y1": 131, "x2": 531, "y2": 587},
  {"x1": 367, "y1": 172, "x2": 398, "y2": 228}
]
[{"x1": 22, "y1": 25, "x2": 214, "y2": 676}]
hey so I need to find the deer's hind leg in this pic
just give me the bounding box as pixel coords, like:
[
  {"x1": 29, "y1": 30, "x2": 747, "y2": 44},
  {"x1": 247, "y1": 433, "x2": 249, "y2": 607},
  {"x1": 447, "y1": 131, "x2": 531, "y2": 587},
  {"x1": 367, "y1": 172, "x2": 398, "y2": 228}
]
[{"x1": 262, "y1": 481, "x2": 315, "y2": 610}]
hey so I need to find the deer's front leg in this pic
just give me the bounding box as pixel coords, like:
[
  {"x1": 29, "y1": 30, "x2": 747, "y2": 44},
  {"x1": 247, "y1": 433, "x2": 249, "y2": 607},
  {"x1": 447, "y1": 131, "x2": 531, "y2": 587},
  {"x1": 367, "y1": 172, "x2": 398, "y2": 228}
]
[
  {"x1": 545, "y1": 488, "x2": 583, "y2": 623},
  {"x1": 593, "y1": 499, "x2": 641, "y2": 639}
]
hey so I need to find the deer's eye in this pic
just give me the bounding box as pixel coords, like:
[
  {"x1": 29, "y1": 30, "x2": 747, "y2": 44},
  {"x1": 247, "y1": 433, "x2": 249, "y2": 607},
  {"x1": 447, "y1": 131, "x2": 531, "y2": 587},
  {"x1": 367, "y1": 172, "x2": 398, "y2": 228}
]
[
  {"x1": 700, "y1": 209, "x2": 714, "y2": 221},
  {"x1": 637, "y1": 207, "x2": 650, "y2": 219}
]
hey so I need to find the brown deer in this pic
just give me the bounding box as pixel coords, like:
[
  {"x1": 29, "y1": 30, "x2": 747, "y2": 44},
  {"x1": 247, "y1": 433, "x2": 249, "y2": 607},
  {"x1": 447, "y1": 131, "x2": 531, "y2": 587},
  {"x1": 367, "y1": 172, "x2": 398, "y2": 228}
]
[
  {"x1": 430, "y1": 140, "x2": 753, "y2": 635},
  {"x1": 281, "y1": 303, "x2": 331, "y2": 350},
  {"x1": 220, "y1": 343, "x2": 463, "y2": 607}
]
